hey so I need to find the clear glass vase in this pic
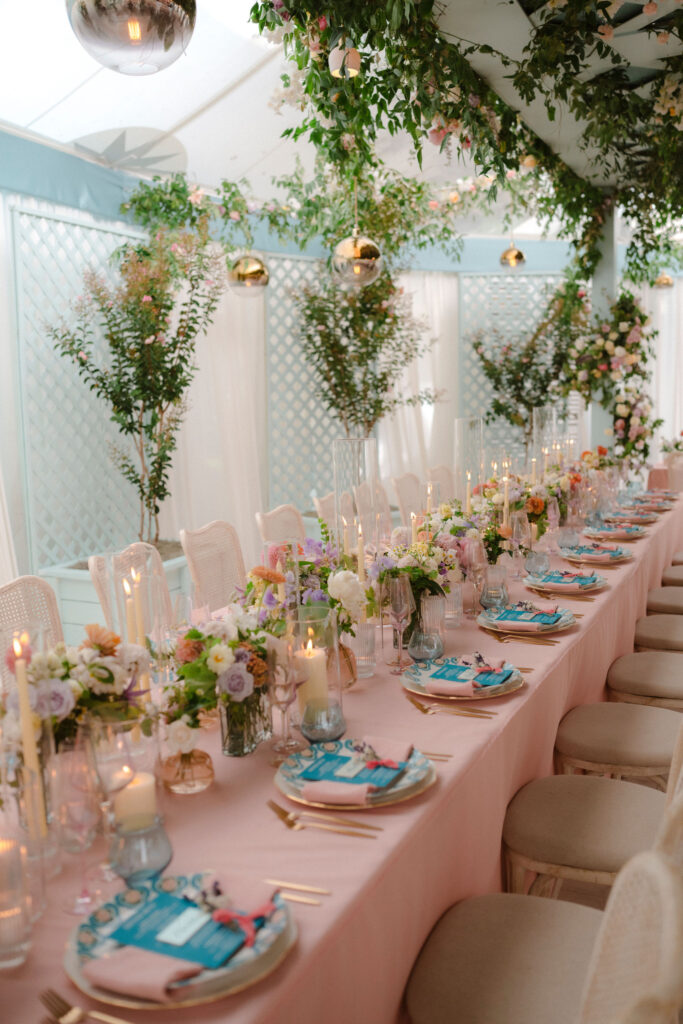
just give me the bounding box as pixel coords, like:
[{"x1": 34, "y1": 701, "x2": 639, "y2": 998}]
[
  {"x1": 219, "y1": 688, "x2": 272, "y2": 757},
  {"x1": 160, "y1": 748, "x2": 215, "y2": 794}
]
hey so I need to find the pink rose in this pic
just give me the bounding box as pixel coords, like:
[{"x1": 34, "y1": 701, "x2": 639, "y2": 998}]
[
  {"x1": 643, "y1": 0, "x2": 657, "y2": 12},
  {"x1": 597, "y1": 24, "x2": 614, "y2": 40},
  {"x1": 615, "y1": 418, "x2": 625, "y2": 430},
  {"x1": 318, "y1": 15, "x2": 327, "y2": 30},
  {"x1": 175, "y1": 635, "x2": 204, "y2": 664},
  {"x1": 142, "y1": 295, "x2": 152, "y2": 303},
  {"x1": 428, "y1": 200, "x2": 439, "y2": 210},
  {"x1": 229, "y1": 211, "x2": 241, "y2": 221},
  {"x1": 428, "y1": 126, "x2": 448, "y2": 146},
  {"x1": 598, "y1": 363, "x2": 608, "y2": 371}
]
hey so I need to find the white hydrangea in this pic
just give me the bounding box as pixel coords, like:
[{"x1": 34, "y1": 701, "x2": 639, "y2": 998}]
[{"x1": 327, "y1": 570, "x2": 365, "y2": 624}]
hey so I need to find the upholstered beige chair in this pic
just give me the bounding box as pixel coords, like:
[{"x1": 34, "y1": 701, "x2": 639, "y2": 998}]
[
  {"x1": 662, "y1": 565, "x2": 683, "y2": 586},
  {"x1": 180, "y1": 521, "x2": 246, "y2": 613},
  {"x1": 254, "y1": 504, "x2": 305, "y2": 545},
  {"x1": 391, "y1": 473, "x2": 422, "y2": 526},
  {"x1": 607, "y1": 651, "x2": 683, "y2": 711},
  {"x1": 634, "y1": 614, "x2": 683, "y2": 652},
  {"x1": 406, "y1": 850, "x2": 683, "y2": 1024},
  {"x1": 501, "y1": 721, "x2": 683, "y2": 897},
  {"x1": 647, "y1": 587, "x2": 683, "y2": 614},
  {"x1": 0, "y1": 575, "x2": 63, "y2": 647},
  {"x1": 427, "y1": 465, "x2": 455, "y2": 500},
  {"x1": 672, "y1": 551, "x2": 683, "y2": 566},
  {"x1": 554, "y1": 701, "x2": 680, "y2": 790}
]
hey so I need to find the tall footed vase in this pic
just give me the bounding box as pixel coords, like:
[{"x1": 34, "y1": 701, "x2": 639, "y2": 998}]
[{"x1": 219, "y1": 689, "x2": 272, "y2": 757}]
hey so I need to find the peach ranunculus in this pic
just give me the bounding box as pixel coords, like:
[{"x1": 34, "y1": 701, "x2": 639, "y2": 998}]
[
  {"x1": 250, "y1": 566, "x2": 286, "y2": 585},
  {"x1": 175, "y1": 633, "x2": 204, "y2": 665},
  {"x1": 525, "y1": 496, "x2": 545, "y2": 516},
  {"x1": 498, "y1": 524, "x2": 513, "y2": 539},
  {"x1": 81, "y1": 623, "x2": 120, "y2": 656}
]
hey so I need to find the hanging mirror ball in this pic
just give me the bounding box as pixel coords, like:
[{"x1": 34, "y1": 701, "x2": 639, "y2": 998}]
[
  {"x1": 331, "y1": 235, "x2": 383, "y2": 288},
  {"x1": 66, "y1": 0, "x2": 196, "y2": 76},
  {"x1": 227, "y1": 256, "x2": 270, "y2": 295},
  {"x1": 500, "y1": 245, "x2": 526, "y2": 269}
]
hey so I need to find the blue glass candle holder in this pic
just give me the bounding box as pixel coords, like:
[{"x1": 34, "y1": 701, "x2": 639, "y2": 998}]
[{"x1": 110, "y1": 815, "x2": 172, "y2": 886}]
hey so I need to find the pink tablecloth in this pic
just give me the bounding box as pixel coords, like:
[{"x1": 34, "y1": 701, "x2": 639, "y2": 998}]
[{"x1": 7, "y1": 501, "x2": 683, "y2": 1024}]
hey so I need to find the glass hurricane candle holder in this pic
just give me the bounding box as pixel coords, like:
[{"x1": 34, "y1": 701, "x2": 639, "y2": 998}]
[
  {"x1": 109, "y1": 815, "x2": 172, "y2": 887},
  {"x1": 294, "y1": 609, "x2": 346, "y2": 743},
  {"x1": 0, "y1": 837, "x2": 32, "y2": 969},
  {"x1": 332, "y1": 438, "x2": 379, "y2": 563}
]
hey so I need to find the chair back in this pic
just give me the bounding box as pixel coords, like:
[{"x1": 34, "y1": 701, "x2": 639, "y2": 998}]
[
  {"x1": 391, "y1": 473, "x2": 422, "y2": 526},
  {"x1": 428, "y1": 465, "x2": 455, "y2": 500},
  {"x1": 180, "y1": 521, "x2": 246, "y2": 614},
  {"x1": 255, "y1": 504, "x2": 306, "y2": 545},
  {"x1": 0, "y1": 575, "x2": 63, "y2": 648},
  {"x1": 578, "y1": 851, "x2": 683, "y2": 1024},
  {"x1": 312, "y1": 491, "x2": 354, "y2": 532},
  {"x1": 88, "y1": 543, "x2": 172, "y2": 631},
  {"x1": 665, "y1": 718, "x2": 683, "y2": 805}
]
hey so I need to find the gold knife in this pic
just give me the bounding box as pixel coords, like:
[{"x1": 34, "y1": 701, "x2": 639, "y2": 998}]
[{"x1": 267, "y1": 800, "x2": 376, "y2": 839}]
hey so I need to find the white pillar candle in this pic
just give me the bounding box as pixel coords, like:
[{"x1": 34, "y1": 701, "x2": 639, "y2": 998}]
[
  {"x1": 122, "y1": 579, "x2": 137, "y2": 644},
  {"x1": 465, "y1": 472, "x2": 472, "y2": 516},
  {"x1": 411, "y1": 513, "x2": 418, "y2": 545},
  {"x1": 295, "y1": 641, "x2": 328, "y2": 713},
  {"x1": 357, "y1": 524, "x2": 365, "y2": 583},
  {"x1": 113, "y1": 771, "x2": 157, "y2": 828},
  {"x1": 13, "y1": 641, "x2": 47, "y2": 841}
]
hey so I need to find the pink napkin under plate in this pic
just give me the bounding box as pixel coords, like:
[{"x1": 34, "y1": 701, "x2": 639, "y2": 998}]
[{"x1": 82, "y1": 948, "x2": 203, "y2": 1004}]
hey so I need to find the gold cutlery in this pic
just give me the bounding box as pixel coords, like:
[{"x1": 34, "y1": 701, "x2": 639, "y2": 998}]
[
  {"x1": 406, "y1": 694, "x2": 494, "y2": 719},
  {"x1": 531, "y1": 588, "x2": 595, "y2": 603},
  {"x1": 422, "y1": 751, "x2": 452, "y2": 758},
  {"x1": 267, "y1": 800, "x2": 377, "y2": 839},
  {"x1": 280, "y1": 893, "x2": 322, "y2": 906},
  {"x1": 40, "y1": 988, "x2": 135, "y2": 1024},
  {"x1": 264, "y1": 878, "x2": 332, "y2": 894},
  {"x1": 276, "y1": 804, "x2": 382, "y2": 832},
  {"x1": 481, "y1": 628, "x2": 558, "y2": 646}
]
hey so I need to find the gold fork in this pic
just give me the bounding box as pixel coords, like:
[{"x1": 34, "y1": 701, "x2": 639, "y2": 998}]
[
  {"x1": 481, "y1": 628, "x2": 558, "y2": 646},
  {"x1": 267, "y1": 800, "x2": 376, "y2": 839},
  {"x1": 406, "y1": 694, "x2": 495, "y2": 719},
  {"x1": 40, "y1": 988, "x2": 135, "y2": 1024}
]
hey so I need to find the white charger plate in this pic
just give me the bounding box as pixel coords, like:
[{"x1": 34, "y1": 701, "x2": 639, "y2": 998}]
[
  {"x1": 524, "y1": 574, "x2": 607, "y2": 595},
  {"x1": 477, "y1": 606, "x2": 575, "y2": 635},
  {"x1": 402, "y1": 657, "x2": 524, "y2": 700}
]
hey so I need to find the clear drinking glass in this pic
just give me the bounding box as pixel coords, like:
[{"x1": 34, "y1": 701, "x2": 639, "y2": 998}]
[
  {"x1": 267, "y1": 638, "x2": 307, "y2": 762},
  {"x1": 388, "y1": 577, "x2": 415, "y2": 675},
  {"x1": 510, "y1": 510, "x2": 531, "y2": 580},
  {"x1": 0, "y1": 837, "x2": 32, "y2": 969},
  {"x1": 52, "y1": 744, "x2": 102, "y2": 915},
  {"x1": 462, "y1": 538, "x2": 488, "y2": 616},
  {"x1": 444, "y1": 579, "x2": 463, "y2": 628},
  {"x1": 479, "y1": 566, "x2": 509, "y2": 610},
  {"x1": 348, "y1": 621, "x2": 377, "y2": 678}
]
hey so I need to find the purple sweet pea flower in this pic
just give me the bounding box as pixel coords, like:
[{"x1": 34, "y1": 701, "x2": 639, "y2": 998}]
[
  {"x1": 379, "y1": 555, "x2": 397, "y2": 571},
  {"x1": 263, "y1": 588, "x2": 278, "y2": 609},
  {"x1": 217, "y1": 662, "x2": 254, "y2": 702}
]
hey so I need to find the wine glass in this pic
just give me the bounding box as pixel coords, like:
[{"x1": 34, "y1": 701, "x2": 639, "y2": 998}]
[
  {"x1": 462, "y1": 537, "x2": 488, "y2": 617},
  {"x1": 510, "y1": 510, "x2": 531, "y2": 580},
  {"x1": 81, "y1": 720, "x2": 136, "y2": 882},
  {"x1": 388, "y1": 577, "x2": 415, "y2": 675},
  {"x1": 267, "y1": 641, "x2": 307, "y2": 762},
  {"x1": 52, "y1": 742, "x2": 102, "y2": 915}
]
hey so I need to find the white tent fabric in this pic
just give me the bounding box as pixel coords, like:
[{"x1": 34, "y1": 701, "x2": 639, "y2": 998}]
[
  {"x1": 0, "y1": 462, "x2": 18, "y2": 585},
  {"x1": 158, "y1": 278, "x2": 267, "y2": 568},
  {"x1": 378, "y1": 271, "x2": 459, "y2": 488},
  {"x1": 642, "y1": 280, "x2": 683, "y2": 450}
]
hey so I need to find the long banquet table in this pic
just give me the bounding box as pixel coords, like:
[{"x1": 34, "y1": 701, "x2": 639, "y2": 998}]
[{"x1": 7, "y1": 501, "x2": 683, "y2": 1024}]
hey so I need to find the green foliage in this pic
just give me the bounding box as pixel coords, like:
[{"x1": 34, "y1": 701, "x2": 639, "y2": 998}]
[
  {"x1": 50, "y1": 230, "x2": 224, "y2": 542},
  {"x1": 296, "y1": 271, "x2": 438, "y2": 435}
]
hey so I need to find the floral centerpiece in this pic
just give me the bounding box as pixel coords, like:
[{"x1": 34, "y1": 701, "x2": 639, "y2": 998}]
[
  {"x1": 1, "y1": 624, "x2": 151, "y2": 752},
  {"x1": 165, "y1": 603, "x2": 271, "y2": 763},
  {"x1": 661, "y1": 434, "x2": 683, "y2": 455},
  {"x1": 370, "y1": 535, "x2": 456, "y2": 642}
]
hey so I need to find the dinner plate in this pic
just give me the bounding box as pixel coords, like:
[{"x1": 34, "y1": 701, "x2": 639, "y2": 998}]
[
  {"x1": 605, "y1": 512, "x2": 658, "y2": 525},
  {"x1": 477, "y1": 607, "x2": 575, "y2": 635},
  {"x1": 560, "y1": 546, "x2": 633, "y2": 566},
  {"x1": 402, "y1": 657, "x2": 524, "y2": 700},
  {"x1": 583, "y1": 526, "x2": 645, "y2": 541},
  {"x1": 63, "y1": 874, "x2": 297, "y2": 1011},
  {"x1": 524, "y1": 574, "x2": 608, "y2": 594},
  {"x1": 275, "y1": 739, "x2": 436, "y2": 810},
  {"x1": 623, "y1": 501, "x2": 673, "y2": 513}
]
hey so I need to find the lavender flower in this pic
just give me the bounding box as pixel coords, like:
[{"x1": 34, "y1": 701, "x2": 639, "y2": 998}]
[{"x1": 217, "y1": 662, "x2": 254, "y2": 703}]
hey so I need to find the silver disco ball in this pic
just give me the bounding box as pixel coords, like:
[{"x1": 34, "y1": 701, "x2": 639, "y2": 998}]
[
  {"x1": 332, "y1": 234, "x2": 383, "y2": 288},
  {"x1": 66, "y1": 0, "x2": 196, "y2": 76}
]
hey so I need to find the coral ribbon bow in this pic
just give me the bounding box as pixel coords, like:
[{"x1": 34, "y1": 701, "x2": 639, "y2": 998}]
[
  {"x1": 366, "y1": 759, "x2": 399, "y2": 770},
  {"x1": 212, "y1": 900, "x2": 276, "y2": 947}
]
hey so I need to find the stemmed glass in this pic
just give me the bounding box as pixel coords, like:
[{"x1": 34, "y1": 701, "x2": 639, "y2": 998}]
[
  {"x1": 81, "y1": 720, "x2": 136, "y2": 882},
  {"x1": 510, "y1": 510, "x2": 531, "y2": 580},
  {"x1": 545, "y1": 497, "x2": 561, "y2": 553},
  {"x1": 267, "y1": 640, "x2": 307, "y2": 763},
  {"x1": 462, "y1": 537, "x2": 488, "y2": 617},
  {"x1": 52, "y1": 742, "x2": 102, "y2": 915},
  {"x1": 388, "y1": 577, "x2": 415, "y2": 675}
]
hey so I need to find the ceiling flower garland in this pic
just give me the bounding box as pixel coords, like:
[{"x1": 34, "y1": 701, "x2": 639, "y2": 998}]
[{"x1": 250, "y1": 0, "x2": 683, "y2": 281}]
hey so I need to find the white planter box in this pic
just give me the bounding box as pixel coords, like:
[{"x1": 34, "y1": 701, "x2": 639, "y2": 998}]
[{"x1": 39, "y1": 556, "x2": 191, "y2": 647}]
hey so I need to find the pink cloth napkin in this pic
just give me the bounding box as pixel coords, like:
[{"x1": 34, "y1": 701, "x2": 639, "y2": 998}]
[
  {"x1": 301, "y1": 780, "x2": 372, "y2": 805},
  {"x1": 575, "y1": 546, "x2": 618, "y2": 562},
  {"x1": 211, "y1": 605, "x2": 230, "y2": 620},
  {"x1": 82, "y1": 947, "x2": 203, "y2": 1004},
  {"x1": 427, "y1": 679, "x2": 476, "y2": 697},
  {"x1": 363, "y1": 736, "x2": 414, "y2": 762}
]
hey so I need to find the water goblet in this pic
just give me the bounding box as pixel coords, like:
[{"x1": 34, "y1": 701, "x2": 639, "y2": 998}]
[
  {"x1": 52, "y1": 743, "x2": 102, "y2": 915},
  {"x1": 388, "y1": 577, "x2": 415, "y2": 675},
  {"x1": 462, "y1": 537, "x2": 488, "y2": 616},
  {"x1": 510, "y1": 510, "x2": 531, "y2": 580},
  {"x1": 267, "y1": 641, "x2": 307, "y2": 762},
  {"x1": 479, "y1": 566, "x2": 509, "y2": 611}
]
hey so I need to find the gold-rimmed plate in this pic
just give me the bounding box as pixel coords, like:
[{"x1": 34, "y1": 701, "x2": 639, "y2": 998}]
[
  {"x1": 63, "y1": 875, "x2": 297, "y2": 1010},
  {"x1": 477, "y1": 608, "x2": 575, "y2": 636},
  {"x1": 402, "y1": 658, "x2": 524, "y2": 701},
  {"x1": 275, "y1": 740, "x2": 437, "y2": 810},
  {"x1": 523, "y1": 574, "x2": 608, "y2": 595}
]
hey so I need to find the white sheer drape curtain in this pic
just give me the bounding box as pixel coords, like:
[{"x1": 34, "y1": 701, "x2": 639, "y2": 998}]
[
  {"x1": 158, "y1": 279, "x2": 267, "y2": 567},
  {"x1": 378, "y1": 271, "x2": 459, "y2": 485},
  {"x1": 641, "y1": 279, "x2": 683, "y2": 452},
  {"x1": 0, "y1": 465, "x2": 18, "y2": 585}
]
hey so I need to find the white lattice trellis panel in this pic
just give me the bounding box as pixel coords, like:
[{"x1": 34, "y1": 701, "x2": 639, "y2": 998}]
[
  {"x1": 459, "y1": 273, "x2": 564, "y2": 463},
  {"x1": 266, "y1": 257, "x2": 347, "y2": 512},
  {"x1": 12, "y1": 199, "x2": 142, "y2": 570}
]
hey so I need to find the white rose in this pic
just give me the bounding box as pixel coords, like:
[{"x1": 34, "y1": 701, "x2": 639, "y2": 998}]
[
  {"x1": 466, "y1": 528, "x2": 480, "y2": 539},
  {"x1": 327, "y1": 570, "x2": 365, "y2": 622},
  {"x1": 614, "y1": 346, "x2": 626, "y2": 357},
  {"x1": 608, "y1": 331, "x2": 618, "y2": 341},
  {"x1": 166, "y1": 715, "x2": 196, "y2": 755},
  {"x1": 578, "y1": 369, "x2": 589, "y2": 382},
  {"x1": 618, "y1": 321, "x2": 629, "y2": 332},
  {"x1": 397, "y1": 555, "x2": 418, "y2": 569},
  {"x1": 207, "y1": 643, "x2": 235, "y2": 675},
  {"x1": 604, "y1": 340, "x2": 615, "y2": 354},
  {"x1": 559, "y1": 475, "x2": 570, "y2": 490},
  {"x1": 574, "y1": 339, "x2": 586, "y2": 352},
  {"x1": 492, "y1": 493, "x2": 504, "y2": 506},
  {"x1": 616, "y1": 403, "x2": 630, "y2": 416}
]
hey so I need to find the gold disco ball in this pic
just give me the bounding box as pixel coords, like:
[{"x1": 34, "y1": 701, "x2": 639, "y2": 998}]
[
  {"x1": 500, "y1": 244, "x2": 526, "y2": 269},
  {"x1": 332, "y1": 235, "x2": 383, "y2": 287},
  {"x1": 329, "y1": 42, "x2": 361, "y2": 79},
  {"x1": 66, "y1": 0, "x2": 196, "y2": 76},
  {"x1": 654, "y1": 271, "x2": 674, "y2": 288},
  {"x1": 227, "y1": 255, "x2": 269, "y2": 294}
]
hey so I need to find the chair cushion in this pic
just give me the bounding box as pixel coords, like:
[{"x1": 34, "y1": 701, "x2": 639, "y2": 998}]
[
  {"x1": 634, "y1": 615, "x2": 683, "y2": 652},
  {"x1": 607, "y1": 651, "x2": 683, "y2": 699},
  {"x1": 672, "y1": 551, "x2": 683, "y2": 566},
  {"x1": 647, "y1": 587, "x2": 683, "y2": 615},
  {"x1": 406, "y1": 893, "x2": 602, "y2": 1024},
  {"x1": 662, "y1": 565, "x2": 683, "y2": 586},
  {"x1": 503, "y1": 775, "x2": 665, "y2": 873},
  {"x1": 555, "y1": 702, "x2": 680, "y2": 767}
]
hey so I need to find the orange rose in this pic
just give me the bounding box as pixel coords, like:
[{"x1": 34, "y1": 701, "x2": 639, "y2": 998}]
[
  {"x1": 597, "y1": 445, "x2": 608, "y2": 457},
  {"x1": 525, "y1": 496, "x2": 545, "y2": 516},
  {"x1": 498, "y1": 524, "x2": 513, "y2": 539},
  {"x1": 581, "y1": 450, "x2": 592, "y2": 459},
  {"x1": 250, "y1": 565, "x2": 286, "y2": 585}
]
